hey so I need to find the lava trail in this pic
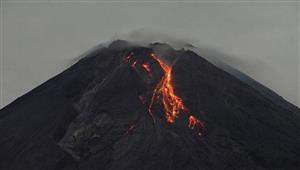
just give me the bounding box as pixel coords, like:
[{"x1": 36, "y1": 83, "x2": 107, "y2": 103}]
[
  {"x1": 148, "y1": 53, "x2": 204, "y2": 133},
  {"x1": 124, "y1": 52, "x2": 204, "y2": 134}
]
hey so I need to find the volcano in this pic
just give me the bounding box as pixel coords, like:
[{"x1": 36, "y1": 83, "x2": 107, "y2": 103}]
[{"x1": 0, "y1": 40, "x2": 300, "y2": 170}]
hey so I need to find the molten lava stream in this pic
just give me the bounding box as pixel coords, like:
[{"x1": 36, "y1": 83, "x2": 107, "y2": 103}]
[
  {"x1": 148, "y1": 53, "x2": 204, "y2": 134},
  {"x1": 148, "y1": 53, "x2": 183, "y2": 123},
  {"x1": 124, "y1": 52, "x2": 204, "y2": 135}
]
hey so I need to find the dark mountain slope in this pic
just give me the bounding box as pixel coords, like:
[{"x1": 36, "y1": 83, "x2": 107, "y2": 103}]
[
  {"x1": 0, "y1": 40, "x2": 299, "y2": 170},
  {"x1": 0, "y1": 42, "x2": 128, "y2": 170},
  {"x1": 172, "y1": 51, "x2": 300, "y2": 169},
  {"x1": 207, "y1": 57, "x2": 300, "y2": 114}
]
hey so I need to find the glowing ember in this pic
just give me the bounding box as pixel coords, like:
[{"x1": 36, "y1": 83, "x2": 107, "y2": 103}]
[
  {"x1": 125, "y1": 52, "x2": 134, "y2": 62},
  {"x1": 142, "y1": 63, "x2": 151, "y2": 72},
  {"x1": 188, "y1": 115, "x2": 204, "y2": 136},
  {"x1": 188, "y1": 115, "x2": 201, "y2": 129},
  {"x1": 131, "y1": 61, "x2": 137, "y2": 68}
]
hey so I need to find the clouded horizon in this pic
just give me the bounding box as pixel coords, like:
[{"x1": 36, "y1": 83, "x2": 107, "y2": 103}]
[{"x1": 1, "y1": 1, "x2": 299, "y2": 108}]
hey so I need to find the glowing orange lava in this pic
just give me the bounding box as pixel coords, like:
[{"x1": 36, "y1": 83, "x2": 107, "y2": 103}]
[
  {"x1": 148, "y1": 53, "x2": 185, "y2": 123},
  {"x1": 124, "y1": 52, "x2": 204, "y2": 134},
  {"x1": 148, "y1": 53, "x2": 203, "y2": 127}
]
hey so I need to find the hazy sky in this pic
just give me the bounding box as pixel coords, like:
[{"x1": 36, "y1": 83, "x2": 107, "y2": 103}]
[{"x1": 1, "y1": 0, "x2": 299, "y2": 108}]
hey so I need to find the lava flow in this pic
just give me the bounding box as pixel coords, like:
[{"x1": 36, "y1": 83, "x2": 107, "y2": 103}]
[
  {"x1": 148, "y1": 53, "x2": 186, "y2": 123},
  {"x1": 148, "y1": 53, "x2": 204, "y2": 133},
  {"x1": 124, "y1": 52, "x2": 204, "y2": 134}
]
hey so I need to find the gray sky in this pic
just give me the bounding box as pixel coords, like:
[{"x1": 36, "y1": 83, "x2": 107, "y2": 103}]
[{"x1": 1, "y1": 0, "x2": 299, "y2": 108}]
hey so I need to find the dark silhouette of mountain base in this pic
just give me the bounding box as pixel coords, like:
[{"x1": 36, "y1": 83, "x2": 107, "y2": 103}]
[{"x1": 0, "y1": 40, "x2": 299, "y2": 170}]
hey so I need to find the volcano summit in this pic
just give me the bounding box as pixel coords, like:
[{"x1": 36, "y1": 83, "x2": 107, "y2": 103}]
[{"x1": 0, "y1": 40, "x2": 300, "y2": 170}]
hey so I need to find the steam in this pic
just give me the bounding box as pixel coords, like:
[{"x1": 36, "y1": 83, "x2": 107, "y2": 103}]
[
  {"x1": 74, "y1": 29, "x2": 298, "y2": 107},
  {"x1": 110, "y1": 28, "x2": 196, "y2": 50},
  {"x1": 114, "y1": 29, "x2": 299, "y2": 107}
]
